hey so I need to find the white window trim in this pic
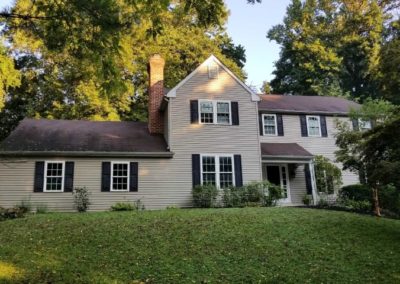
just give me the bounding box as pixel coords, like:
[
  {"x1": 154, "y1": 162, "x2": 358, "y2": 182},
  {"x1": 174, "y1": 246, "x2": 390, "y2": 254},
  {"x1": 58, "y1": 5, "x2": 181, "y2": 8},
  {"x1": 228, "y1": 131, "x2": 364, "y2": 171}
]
[
  {"x1": 43, "y1": 161, "x2": 65, "y2": 192},
  {"x1": 262, "y1": 114, "x2": 278, "y2": 136},
  {"x1": 358, "y1": 118, "x2": 372, "y2": 131},
  {"x1": 198, "y1": 99, "x2": 232, "y2": 125},
  {"x1": 265, "y1": 164, "x2": 291, "y2": 203},
  {"x1": 200, "y1": 154, "x2": 235, "y2": 189},
  {"x1": 306, "y1": 115, "x2": 322, "y2": 137},
  {"x1": 208, "y1": 63, "x2": 219, "y2": 79},
  {"x1": 110, "y1": 161, "x2": 130, "y2": 192}
]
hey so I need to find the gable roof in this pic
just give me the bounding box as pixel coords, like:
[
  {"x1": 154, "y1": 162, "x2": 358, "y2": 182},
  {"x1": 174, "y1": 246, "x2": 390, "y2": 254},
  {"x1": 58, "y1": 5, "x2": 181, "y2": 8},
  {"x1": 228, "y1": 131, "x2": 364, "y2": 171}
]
[
  {"x1": 0, "y1": 119, "x2": 172, "y2": 158},
  {"x1": 167, "y1": 55, "x2": 260, "y2": 102},
  {"x1": 259, "y1": 94, "x2": 360, "y2": 115}
]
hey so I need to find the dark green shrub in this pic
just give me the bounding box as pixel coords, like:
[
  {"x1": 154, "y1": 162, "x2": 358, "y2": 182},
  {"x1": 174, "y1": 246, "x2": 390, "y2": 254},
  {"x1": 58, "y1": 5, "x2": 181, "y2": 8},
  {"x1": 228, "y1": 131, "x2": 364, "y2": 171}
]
[
  {"x1": 0, "y1": 207, "x2": 25, "y2": 220},
  {"x1": 379, "y1": 184, "x2": 400, "y2": 215},
  {"x1": 340, "y1": 199, "x2": 372, "y2": 213},
  {"x1": 223, "y1": 186, "x2": 244, "y2": 208},
  {"x1": 302, "y1": 195, "x2": 312, "y2": 206},
  {"x1": 243, "y1": 182, "x2": 265, "y2": 203},
  {"x1": 340, "y1": 184, "x2": 371, "y2": 201},
  {"x1": 111, "y1": 200, "x2": 145, "y2": 211},
  {"x1": 262, "y1": 182, "x2": 283, "y2": 207},
  {"x1": 192, "y1": 184, "x2": 218, "y2": 208},
  {"x1": 73, "y1": 187, "x2": 90, "y2": 212}
]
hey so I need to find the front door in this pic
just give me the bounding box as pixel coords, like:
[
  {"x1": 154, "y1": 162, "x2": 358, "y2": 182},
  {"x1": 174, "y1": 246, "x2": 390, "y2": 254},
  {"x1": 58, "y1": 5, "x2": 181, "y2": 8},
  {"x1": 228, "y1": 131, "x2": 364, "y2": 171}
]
[{"x1": 265, "y1": 164, "x2": 291, "y2": 203}]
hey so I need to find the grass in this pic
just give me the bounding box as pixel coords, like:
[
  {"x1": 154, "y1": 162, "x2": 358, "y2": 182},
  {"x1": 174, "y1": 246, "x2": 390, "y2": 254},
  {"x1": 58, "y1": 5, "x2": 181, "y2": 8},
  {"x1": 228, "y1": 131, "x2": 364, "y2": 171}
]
[{"x1": 0, "y1": 208, "x2": 399, "y2": 283}]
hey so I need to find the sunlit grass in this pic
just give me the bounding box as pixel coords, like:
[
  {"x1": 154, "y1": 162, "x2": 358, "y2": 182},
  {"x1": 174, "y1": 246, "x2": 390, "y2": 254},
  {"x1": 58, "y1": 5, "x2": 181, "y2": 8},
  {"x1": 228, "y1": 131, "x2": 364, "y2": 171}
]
[{"x1": 0, "y1": 208, "x2": 399, "y2": 283}]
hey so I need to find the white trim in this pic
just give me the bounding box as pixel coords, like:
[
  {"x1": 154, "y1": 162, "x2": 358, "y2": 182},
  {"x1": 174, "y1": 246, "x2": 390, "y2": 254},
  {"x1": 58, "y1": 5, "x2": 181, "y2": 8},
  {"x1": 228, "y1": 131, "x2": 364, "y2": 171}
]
[
  {"x1": 306, "y1": 115, "x2": 322, "y2": 137},
  {"x1": 110, "y1": 161, "x2": 130, "y2": 192},
  {"x1": 262, "y1": 114, "x2": 278, "y2": 136},
  {"x1": 200, "y1": 154, "x2": 235, "y2": 189},
  {"x1": 358, "y1": 118, "x2": 372, "y2": 131},
  {"x1": 43, "y1": 161, "x2": 65, "y2": 192},
  {"x1": 264, "y1": 163, "x2": 291, "y2": 203},
  {"x1": 167, "y1": 55, "x2": 260, "y2": 102},
  {"x1": 198, "y1": 99, "x2": 232, "y2": 125}
]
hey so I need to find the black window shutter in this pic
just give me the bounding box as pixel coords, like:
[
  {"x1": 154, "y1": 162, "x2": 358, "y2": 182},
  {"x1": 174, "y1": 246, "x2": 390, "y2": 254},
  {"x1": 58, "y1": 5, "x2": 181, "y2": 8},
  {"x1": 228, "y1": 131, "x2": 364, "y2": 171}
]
[
  {"x1": 190, "y1": 100, "x2": 199, "y2": 124},
  {"x1": 277, "y1": 114, "x2": 284, "y2": 136},
  {"x1": 234, "y1": 155, "x2": 243, "y2": 187},
  {"x1": 305, "y1": 164, "x2": 312, "y2": 194},
  {"x1": 130, "y1": 162, "x2": 138, "y2": 192},
  {"x1": 231, "y1": 101, "x2": 239, "y2": 125},
  {"x1": 300, "y1": 115, "x2": 308, "y2": 137},
  {"x1": 101, "y1": 162, "x2": 111, "y2": 192},
  {"x1": 320, "y1": 115, "x2": 328, "y2": 137},
  {"x1": 64, "y1": 162, "x2": 74, "y2": 192},
  {"x1": 192, "y1": 154, "x2": 201, "y2": 187},
  {"x1": 352, "y1": 119, "x2": 359, "y2": 131},
  {"x1": 34, "y1": 161, "x2": 45, "y2": 192},
  {"x1": 259, "y1": 114, "x2": 264, "y2": 136}
]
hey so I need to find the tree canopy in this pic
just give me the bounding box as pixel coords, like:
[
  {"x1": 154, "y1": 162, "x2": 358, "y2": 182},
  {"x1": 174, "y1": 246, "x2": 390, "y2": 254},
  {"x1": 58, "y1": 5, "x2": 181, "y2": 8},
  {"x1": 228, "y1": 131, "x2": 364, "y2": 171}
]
[
  {"x1": 268, "y1": 0, "x2": 399, "y2": 103},
  {"x1": 0, "y1": 0, "x2": 257, "y2": 139}
]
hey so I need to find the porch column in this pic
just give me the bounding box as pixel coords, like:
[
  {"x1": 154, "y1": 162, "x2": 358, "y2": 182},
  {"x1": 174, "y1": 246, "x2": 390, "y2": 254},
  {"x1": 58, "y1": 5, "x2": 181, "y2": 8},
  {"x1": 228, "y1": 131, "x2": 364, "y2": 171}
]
[{"x1": 309, "y1": 160, "x2": 318, "y2": 205}]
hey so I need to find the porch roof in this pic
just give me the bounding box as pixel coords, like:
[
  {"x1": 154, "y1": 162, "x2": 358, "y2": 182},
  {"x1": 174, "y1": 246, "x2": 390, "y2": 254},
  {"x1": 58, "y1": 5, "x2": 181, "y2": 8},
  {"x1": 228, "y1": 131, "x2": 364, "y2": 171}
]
[{"x1": 261, "y1": 143, "x2": 313, "y2": 160}]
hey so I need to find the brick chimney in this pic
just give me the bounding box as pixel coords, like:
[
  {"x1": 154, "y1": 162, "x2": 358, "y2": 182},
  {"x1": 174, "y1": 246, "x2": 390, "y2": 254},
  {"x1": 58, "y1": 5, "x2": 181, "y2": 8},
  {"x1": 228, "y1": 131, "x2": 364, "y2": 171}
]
[{"x1": 148, "y1": 54, "x2": 165, "y2": 134}]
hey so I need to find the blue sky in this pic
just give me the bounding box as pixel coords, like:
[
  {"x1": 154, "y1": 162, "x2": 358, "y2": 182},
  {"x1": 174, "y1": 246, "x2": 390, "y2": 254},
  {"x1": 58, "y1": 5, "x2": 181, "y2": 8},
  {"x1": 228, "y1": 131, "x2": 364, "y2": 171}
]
[{"x1": 0, "y1": 0, "x2": 290, "y2": 90}]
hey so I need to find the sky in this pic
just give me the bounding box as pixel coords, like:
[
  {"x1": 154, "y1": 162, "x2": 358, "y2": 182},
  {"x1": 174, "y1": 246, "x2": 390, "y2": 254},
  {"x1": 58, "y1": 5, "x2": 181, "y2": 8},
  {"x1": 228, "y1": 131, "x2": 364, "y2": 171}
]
[{"x1": 0, "y1": 0, "x2": 290, "y2": 90}]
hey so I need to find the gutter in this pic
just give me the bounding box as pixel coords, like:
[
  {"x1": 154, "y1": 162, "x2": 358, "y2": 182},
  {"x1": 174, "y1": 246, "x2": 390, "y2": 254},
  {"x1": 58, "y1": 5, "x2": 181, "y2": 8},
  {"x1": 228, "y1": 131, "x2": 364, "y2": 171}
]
[
  {"x1": 262, "y1": 155, "x2": 313, "y2": 160},
  {"x1": 0, "y1": 151, "x2": 175, "y2": 158},
  {"x1": 258, "y1": 109, "x2": 351, "y2": 116}
]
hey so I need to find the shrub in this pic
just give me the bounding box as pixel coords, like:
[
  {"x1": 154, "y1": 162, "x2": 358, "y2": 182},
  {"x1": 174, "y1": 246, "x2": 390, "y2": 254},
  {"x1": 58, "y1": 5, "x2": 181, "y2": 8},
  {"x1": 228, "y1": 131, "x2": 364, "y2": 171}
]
[
  {"x1": 223, "y1": 181, "x2": 282, "y2": 208},
  {"x1": 339, "y1": 199, "x2": 372, "y2": 213},
  {"x1": 317, "y1": 197, "x2": 329, "y2": 208},
  {"x1": 379, "y1": 184, "x2": 400, "y2": 215},
  {"x1": 302, "y1": 195, "x2": 312, "y2": 206},
  {"x1": 223, "y1": 186, "x2": 245, "y2": 208},
  {"x1": 340, "y1": 184, "x2": 371, "y2": 201},
  {"x1": 111, "y1": 200, "x2": 145, "y2": 211},
  {"x1": 192, "y1": 184, "x2": 218, "y2": 208},
  {"x1": 36, "y1": 204, "x2": 49, "y2": 214},
  {"x1": 314, "y1": 155, "x2": 342, "y2": 194},
  {"x1": 73, "y1": 187, "x2": 90, "y2": 212},
  {"x1": 0, "y1": 207, "x2": 25, "y2": 221}
]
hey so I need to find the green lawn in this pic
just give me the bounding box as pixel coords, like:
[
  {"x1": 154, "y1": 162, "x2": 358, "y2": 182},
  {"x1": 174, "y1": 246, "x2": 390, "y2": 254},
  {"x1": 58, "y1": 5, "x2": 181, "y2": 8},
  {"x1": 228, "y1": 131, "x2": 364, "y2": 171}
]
[{"x1": 0, "y1": 208, "x2": 399, "y2": 283}]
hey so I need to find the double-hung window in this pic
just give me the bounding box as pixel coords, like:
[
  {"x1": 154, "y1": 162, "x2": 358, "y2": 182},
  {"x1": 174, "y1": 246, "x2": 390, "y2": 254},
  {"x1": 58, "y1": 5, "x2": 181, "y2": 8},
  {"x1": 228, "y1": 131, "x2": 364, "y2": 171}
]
[
  {"x1": 199, "y1": 100, "x2": 231, "y2": 125},
  {"x1": 262, "y1": 114, "x2": 278, "y2": 135},
  {"x1": 358, "y1": 119, "x2": 372, "y2": 131},
  {"x1": 111, "y1": 162, "x2": 129, "y2": 191},
  {"x1": 44, "y1": 161, "x2": 65, "y2": 192},
  {"x1": 201, "y1": 154, "x2": 234, "y2": 188},
  {"x1": 306, "y1": 115, "x2": 321, "y2": 137}
]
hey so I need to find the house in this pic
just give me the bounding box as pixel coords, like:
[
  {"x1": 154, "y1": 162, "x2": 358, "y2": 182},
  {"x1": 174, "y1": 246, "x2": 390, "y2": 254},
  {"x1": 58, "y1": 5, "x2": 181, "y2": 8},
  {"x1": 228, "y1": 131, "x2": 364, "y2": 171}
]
[{"x1": 0, "y1": 55, "x2": 361, "y2": 211}]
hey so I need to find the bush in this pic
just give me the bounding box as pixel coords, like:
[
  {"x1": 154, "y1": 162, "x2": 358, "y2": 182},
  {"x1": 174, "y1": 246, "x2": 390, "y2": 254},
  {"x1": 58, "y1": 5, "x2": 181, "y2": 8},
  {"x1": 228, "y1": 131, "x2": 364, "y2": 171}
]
[
  {"x1": 0, "y1": 207, "x2": 26, "y2": 221},
  {"x1": 340, "y1": 184, "x2": 371, "y2": 201},
  {"x1": 302, "y1": 195, "x2": 312, "y2": 206},
  {"x1": 222, "y1": 181, "x2": 282, "y2": 208},
  {"x1": 339, "y1": 199, "x2": 372, "y2": 213},
  {"x1": 36, "y1": 204, "x2": 49, "y2": 214},
  {"x1": 73, "y1": 187, "x2": 90, "y2": 212},
  {"x1": 379, "y1": 184, "x2": 400, "y2": 215},
  {"x1": 192, "y1": 184, "x2": 218, "y2": 208},
  {"x1": 111, "y1": 200, "x2": 145, "y2": 211}
]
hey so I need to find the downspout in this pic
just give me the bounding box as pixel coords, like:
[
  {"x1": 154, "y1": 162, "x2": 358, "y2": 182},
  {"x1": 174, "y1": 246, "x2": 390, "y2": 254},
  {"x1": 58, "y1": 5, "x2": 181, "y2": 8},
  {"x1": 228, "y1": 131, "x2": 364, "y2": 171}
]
[{"x1": 309, "y1": 159, "x2": 318, "y2": 205}]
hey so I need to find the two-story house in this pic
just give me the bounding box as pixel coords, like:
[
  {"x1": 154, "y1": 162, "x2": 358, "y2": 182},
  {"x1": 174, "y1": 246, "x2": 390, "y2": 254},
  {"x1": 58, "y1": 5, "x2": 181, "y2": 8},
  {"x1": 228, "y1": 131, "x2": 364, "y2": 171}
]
[{"x1": 0, "y1": 55, "x2": 360, "y2": 211}]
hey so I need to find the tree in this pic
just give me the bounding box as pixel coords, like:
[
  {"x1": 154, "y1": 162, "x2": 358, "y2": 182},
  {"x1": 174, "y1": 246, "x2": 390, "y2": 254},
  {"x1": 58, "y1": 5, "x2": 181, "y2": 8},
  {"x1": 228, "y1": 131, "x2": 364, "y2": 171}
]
[
  {"x1": 335, "y1": 99, "x2": 400, "y2": 215},
  {"x1": 314, "y1": 155, "x2": 342, "y2": 194},
  {"x1": 268, "y1": 0, "x2": 394, "y2": 102},
  {"x1": 0, "y1": 42, "x2": 20, "y2": 109},
  {"x1": 0, "y1": 0, "x2": 253, "y2": 138},
  {"x1": 261, "y1": 81, "x2": 272, "y2": 94}
]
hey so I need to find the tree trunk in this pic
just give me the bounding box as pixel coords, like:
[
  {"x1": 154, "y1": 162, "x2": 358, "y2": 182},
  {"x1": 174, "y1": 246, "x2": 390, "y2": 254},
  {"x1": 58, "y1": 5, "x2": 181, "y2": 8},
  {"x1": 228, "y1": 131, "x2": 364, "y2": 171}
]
[{"x1": 372, "y1": 187, "x2": 381, "y2": 217}]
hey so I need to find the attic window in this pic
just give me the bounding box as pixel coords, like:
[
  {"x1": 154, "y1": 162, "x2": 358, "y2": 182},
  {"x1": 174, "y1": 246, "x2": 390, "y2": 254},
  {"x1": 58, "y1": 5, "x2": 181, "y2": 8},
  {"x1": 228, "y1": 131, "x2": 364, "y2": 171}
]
[{"x1": 208, "y1": 63, "x2": 219, "y2": 79}]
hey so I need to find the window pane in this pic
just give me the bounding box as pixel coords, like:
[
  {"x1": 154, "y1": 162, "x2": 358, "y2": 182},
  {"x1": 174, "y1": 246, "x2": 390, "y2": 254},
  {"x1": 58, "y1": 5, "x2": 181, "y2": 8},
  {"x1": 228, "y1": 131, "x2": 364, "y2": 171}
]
[
  {"x1": 307, "y1": 117, "x2": 320, "y2": 136},
  {"x1": 202, "y1": 156, "x2": 215, "y2": 172},
  {"x1": 216, "y1": 102, "x2": 230, "y2": 124},
  {"x1": 219, "y1": 156, "x2": 232, "y2": 172},
  {"x1": 112, "y1": 163, "x2": 129, "y2": 190},
  {"x1": 45, "y1": 162, "x2": 63, "y2": 191},
  {"x1": 202, "y1": 173, "x2": 216, "y2": 186},
  {"x1": 264, "y1": 115, "x2": 276, "y2": 135},
  {"x1": 220, "y1": 173, "x2": 233, "y2": 188}
]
